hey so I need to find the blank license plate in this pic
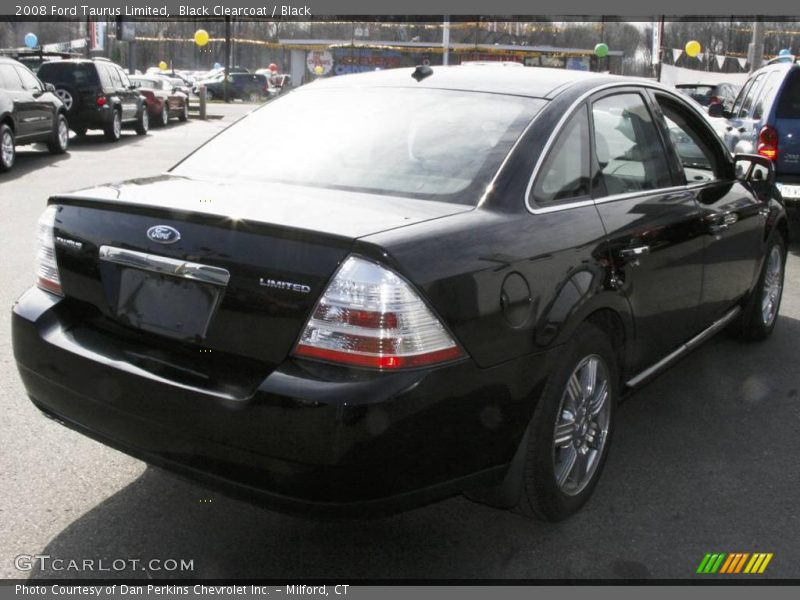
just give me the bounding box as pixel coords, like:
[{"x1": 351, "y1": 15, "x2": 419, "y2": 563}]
[
  {"x1": 777, "y1": 183, "x2": 800, "y2": 199},
  {"x1": 114, "y1": 268, "x2": 222, "y2": 340}
]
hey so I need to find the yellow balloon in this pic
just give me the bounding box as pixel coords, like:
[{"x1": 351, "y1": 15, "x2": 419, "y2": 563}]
[
  {"x1": 194, "y1": 29, "x2": 209, "y2": 47},
  {"x1": 158, "y1": 61, "x2": 168, "y2": 71},
  {"x1": 314, "y1": 65, "x2": 324, "y2": 75},
  {"x1": 685, "y1": 40, "x2": 702, "y2": 58}
]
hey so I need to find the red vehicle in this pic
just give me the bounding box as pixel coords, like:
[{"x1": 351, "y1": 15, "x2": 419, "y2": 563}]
[{"x1": 130, "y1": 76, "x2": 188, "y2": 126}]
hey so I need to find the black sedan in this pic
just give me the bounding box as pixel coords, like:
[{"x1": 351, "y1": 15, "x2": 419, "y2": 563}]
[
  {"x1": 12, "y1": 66, "x2": 788, "y2": 521},
  {"x1": 0, "y1": 56, "x2": 69, "y2": 172}
]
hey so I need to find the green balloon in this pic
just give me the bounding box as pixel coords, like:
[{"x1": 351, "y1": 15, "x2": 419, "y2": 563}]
[{"x1": 595, "y1": 43, "x2": 609, "y2": 58}]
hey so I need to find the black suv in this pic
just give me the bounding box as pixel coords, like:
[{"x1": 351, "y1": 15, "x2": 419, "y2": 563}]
[
  {"x1": 37, "y1": 58, "x2": 148, "y2": 141},
  {"x1": 204, "y1": 73, "x2": 271, "y2": 102},
  {"x1": 0, "y1": 57, "x2": 69, "y2": 172}
]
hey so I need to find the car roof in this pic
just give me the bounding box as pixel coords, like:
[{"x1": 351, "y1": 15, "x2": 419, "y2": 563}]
[
  {"x1": 38, "y1": 59, "x2": 102, "y2": 66},
  {"x1": 312, "y1": 65, "x2": 625, "y2": 99}
]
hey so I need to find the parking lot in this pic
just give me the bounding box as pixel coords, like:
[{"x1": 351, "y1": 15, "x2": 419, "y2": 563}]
[{"x1": 1, "y1": 106, "x2": 799, "y2": 581}]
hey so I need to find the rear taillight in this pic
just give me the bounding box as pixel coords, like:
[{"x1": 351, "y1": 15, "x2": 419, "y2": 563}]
[
  {"x1": 757, "y1": 125, "x2": 779, "y2": 161},
  {"x1": 35, "y1": 205, "x2": 63, "y2": 296},
  {"x1": 293, "y1": 256, "x2": 465, "y2": 369},
  {"x1": 96, "y1": 95, "x2": 106, "y2": 107}
]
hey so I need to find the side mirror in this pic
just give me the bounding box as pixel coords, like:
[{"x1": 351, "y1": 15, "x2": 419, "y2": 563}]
[
  {"x1": 44, "y1": 83, "x2": 56, "y2": 93},
  {"x1": 708, "y1": 103, "x2": 724, "y2": 118},
  {"x1": 734, "y1": 153, "x2": 775, "y2": 185}
]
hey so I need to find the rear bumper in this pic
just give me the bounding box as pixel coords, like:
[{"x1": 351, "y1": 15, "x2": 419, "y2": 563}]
[
  {"x1": 70, "y1": 106, "x2": 114, "y2": 130},
  {"x1": 12, "y1": 287, "x2": 554, "y2": 516}
]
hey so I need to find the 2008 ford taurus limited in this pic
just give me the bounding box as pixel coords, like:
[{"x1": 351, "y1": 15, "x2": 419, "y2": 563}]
[{"x1": 12, "y1": 66, "x2": 788, "y2": 521}]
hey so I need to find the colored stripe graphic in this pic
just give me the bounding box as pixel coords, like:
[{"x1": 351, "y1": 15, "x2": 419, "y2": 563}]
[{"x1": 698, "y1": 552, "x2": 772, "y2": 574}]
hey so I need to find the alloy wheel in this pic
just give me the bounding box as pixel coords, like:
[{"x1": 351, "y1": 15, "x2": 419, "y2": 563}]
[
  {"x1": 55, "y1": 89, "x2": 73, "y2": 111},
  {"x1": 761, "y1": 245, "x2": 783, "y2": 327},
  {"x1": 57, "y1": 118, "x2": 68, "y2": 150},
  {"x1": 1, "y1": 130, "x2": 14, "y2": 168},
  {"x1": 552, "y1": 354, "x2": 611, "y2": 496},
  {"x1": 113, "y1": 113, "x2": 121, "y2": 138}
]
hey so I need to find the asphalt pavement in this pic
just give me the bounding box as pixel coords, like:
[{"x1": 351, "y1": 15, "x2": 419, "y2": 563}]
[{"x1": 1, "y1": 106, "x2": 799, "y2": 580}]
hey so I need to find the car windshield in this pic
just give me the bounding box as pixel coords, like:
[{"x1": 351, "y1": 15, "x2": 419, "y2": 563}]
[{"x1": 172, "y1": 87, "x2": 544, "y2": 203}]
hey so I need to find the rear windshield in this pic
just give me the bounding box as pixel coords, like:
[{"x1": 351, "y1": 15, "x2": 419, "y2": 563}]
[
  {"x1": 776, "y1": 69, "x2": 800, "y2": 118},
  {"x1": 37, "y1": 62, "x2": 98, "y2": 86},
  {"x1": 171, "y1": 87, "x2": 544, "y2": 203}
]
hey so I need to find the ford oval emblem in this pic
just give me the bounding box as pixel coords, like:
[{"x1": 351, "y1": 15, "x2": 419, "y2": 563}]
[{"x1": 146, "y1": 225, "x2": 181, "y2": 244}]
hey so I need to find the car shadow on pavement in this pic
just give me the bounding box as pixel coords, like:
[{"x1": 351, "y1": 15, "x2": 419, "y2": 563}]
[
  {"x1": 27, "y1": 315, "x2": 800, "y2": 581},
  {"x1": 66, "y1": 132, "x2": 150, "y2": 151},
  {"x1": 0, "y1": 147, "x2": 71, "y2": 183}
]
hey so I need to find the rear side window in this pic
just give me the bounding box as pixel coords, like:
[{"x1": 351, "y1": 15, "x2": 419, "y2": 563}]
[
  {"x1": 737, "y1": 73, "x2": 765, "y2": 118},
  {"x1": 776, "y1": 69, "x2": 800, "y2": 118},
  {"x1": 95, "y1": 64, "x2": 114, "y2": 90},
  {"x1": 0, "y1": 64, "x2": 22, "y2": 90},
  {"x1": 531, "y1": 105, "x2": 590, "y2": 205},
  {"x1": 753, "y1": 72, "x2": 782, "y2": 120},
  {"x1": 591, "y1": 93, "x2": 672, "y2": 196}
]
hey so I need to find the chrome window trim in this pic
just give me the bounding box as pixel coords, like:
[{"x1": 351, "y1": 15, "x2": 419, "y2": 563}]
[
  {"x1": 99, "y1": 245, "x2": 231, "y2": 287},
  {"x1": 524, "y1": 80, "x2": 720, "y2": 215}
]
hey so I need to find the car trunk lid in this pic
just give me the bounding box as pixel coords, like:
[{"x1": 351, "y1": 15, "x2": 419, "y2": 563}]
[{"x1": 49, "y1": 176, "x2": 471, "y2": 369}]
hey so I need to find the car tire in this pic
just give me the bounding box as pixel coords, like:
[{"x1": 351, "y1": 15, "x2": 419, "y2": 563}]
[
  {"x1": 159, "y1": 103, "x2": 169, "y2": 126},
  {"x1": 247, "y1": 91, "x2": 260, "y2": 103},
  {"x1": 738, "y1": 234, "x2": 786, "y2": 342},
  {"x1": 0, "y1": 123, "x2": 15, "y2": 172},
  {"x1": 134, "y1": 107, "x2": 149, "y2": 136},
  {"x1": 513, "y1": 323, "x2": 617, "y2": 522},
  {"x1": 179, "y1": 102, "x2": 189, "y2": 122},
  {"x1": 54, "y1": 85, "x2": 79, "y2": 115},
  {"x1": 47, "y1": 114, "x2": 69, "y2": 155},
  {"x1": 104, "y1": 109, "x2": 122, "y2": 142},
  {"x1": 205, "y1": 89, "x2": 215, "y2": 101}
]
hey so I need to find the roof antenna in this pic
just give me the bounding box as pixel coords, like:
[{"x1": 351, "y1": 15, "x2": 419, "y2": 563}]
[{"x1": 411, "y1": 65, "x2": 433, "y2": 82}]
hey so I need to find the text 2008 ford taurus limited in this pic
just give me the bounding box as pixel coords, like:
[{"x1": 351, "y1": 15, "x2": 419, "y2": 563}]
[{"x1": 12, "y1": 66, "x2": 788, "y2": 521}]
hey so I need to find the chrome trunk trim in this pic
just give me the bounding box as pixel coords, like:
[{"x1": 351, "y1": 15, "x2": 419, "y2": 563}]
[{"x1": 99, "y1": 245, "x2": 230, "y2": 287}]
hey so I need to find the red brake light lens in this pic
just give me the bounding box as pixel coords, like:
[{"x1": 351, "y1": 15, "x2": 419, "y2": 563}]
[
  {"x1": 757, "y1": 125, "x2": 779, "y2": 161},
  {"x1": 96, "y1": 95, "x2": 107, "y2": 107},
  {"x1": 293, "y1": 256, "x2": 465, "y2": 370}
]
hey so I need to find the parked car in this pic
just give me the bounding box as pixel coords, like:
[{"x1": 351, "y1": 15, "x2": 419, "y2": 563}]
[
  {"x1": 37, "y1": 58, "x2": 148, "y2": 141},
  {"x1": 155, "y1": 74, "x2": 193, "y2": 99},
  {"x1": 717, "y1": 60, "x2": 800, "y2": 213},
  {"x1": 676, "y1": 82, "x2": 740, "y2": 112},
  {"x1": 12, "y1": 67, "x2": 787, "y2": 522},
  {"x1": 130, "y1": 76, "x2": 189, "y2": 126},
  {"x1": 0, "y1": 56, "x2": 68, "y2": 172},
  {"x1": 202, "y1": 73, "x2": 272, "y2": 102}
]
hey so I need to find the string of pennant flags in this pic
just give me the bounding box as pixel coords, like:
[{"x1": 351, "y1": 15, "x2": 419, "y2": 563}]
[{"x1": 669, "y1": 47, "x2": 750, "y2": 69}]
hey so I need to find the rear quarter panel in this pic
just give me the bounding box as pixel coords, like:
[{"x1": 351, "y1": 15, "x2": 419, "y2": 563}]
[{"x1": 356, "y1": 206, "x2": 631, "y2": 371}]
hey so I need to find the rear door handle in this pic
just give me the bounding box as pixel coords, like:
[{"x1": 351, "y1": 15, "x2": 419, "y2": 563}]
[
  {"x1": 706, "y1": 211, "x2": 738, "y2": 233},
  {"x1": 619, "y1": 245, "x2": 651, "y2": 259}
]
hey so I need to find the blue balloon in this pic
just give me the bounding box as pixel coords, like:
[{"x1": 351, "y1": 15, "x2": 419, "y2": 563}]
[
  {"x1": 24, "y1": 33, "x2": 37, "y2": 48},
  {"x1": 780, "y1": 48, "x2": 792, "y2": 56},
  {"x1": 213, "y1": 62, "x2": 222, "y2": 70}
]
